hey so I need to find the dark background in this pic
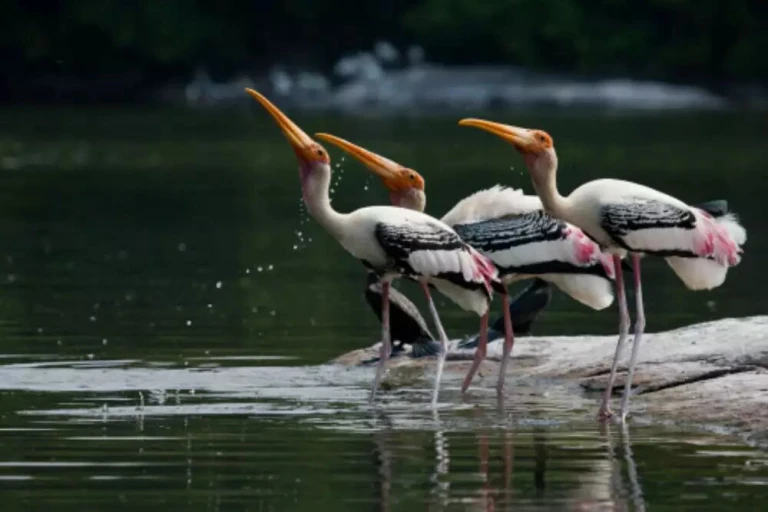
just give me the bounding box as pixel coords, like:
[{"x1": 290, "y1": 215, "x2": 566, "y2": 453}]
[{"x1": 2, "y1": 0, "x2": 767, "y2": 103}]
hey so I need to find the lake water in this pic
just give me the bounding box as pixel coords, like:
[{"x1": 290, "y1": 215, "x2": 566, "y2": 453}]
[{"x1": 0, "y1": 106, "x2": 766, "y2": 510}]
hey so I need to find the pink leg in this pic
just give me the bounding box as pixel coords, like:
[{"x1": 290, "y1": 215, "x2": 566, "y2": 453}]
[
  {"x1": 598, "y1": 255, "x2": 630, "y2": 420},
  {"x1": 421, "y1": 282, "x2": 448, "y2": 406},
  {"x1": 496, "y1": 294, "x2": 515, "y2": 394},
  {"x1": 461, "y1": 312, "x2": 488, "y2": 393},
  {"x1": 620, "y1": 254, "x2": 645, "y2": 422},
  {"x1": 370, "y1": 280, "x2": 390, "y2": 403}
]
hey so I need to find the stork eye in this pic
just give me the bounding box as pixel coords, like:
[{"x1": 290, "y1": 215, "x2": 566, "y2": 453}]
[
  {"x1": 316, "y1": 149, "x2": 323, "y2": 156},
  {"x1": 409, "y1": 173, "x2": 415, "y2": 180}
]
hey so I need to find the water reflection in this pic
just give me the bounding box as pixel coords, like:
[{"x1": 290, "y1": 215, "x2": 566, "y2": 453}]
[
  {"x1": 363, "y1": 406, "x2": 658, "y2": 511},
  {"x1": 431, "y1": 409, "x2": 450, "y2": 509}
]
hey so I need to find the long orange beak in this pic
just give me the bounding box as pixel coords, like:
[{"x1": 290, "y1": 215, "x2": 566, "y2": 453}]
[
  {"x1": 315, "y1": 132, "x2": 401, "y2": 183},
  {"x1": 458, "y1": 118, "x2": 536, "y2": 152},
  {"x1": 245, "y1": 88, "x2": 318, "y2": 163}
]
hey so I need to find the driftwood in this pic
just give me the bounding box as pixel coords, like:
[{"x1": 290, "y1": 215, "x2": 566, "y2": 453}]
[{"x1": 331, "y1": 315, "x2": 768, "y2": 444}]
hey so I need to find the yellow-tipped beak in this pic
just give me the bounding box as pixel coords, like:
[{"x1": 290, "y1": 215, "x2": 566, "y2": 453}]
[
  {"x1": 458, "y1": 118, "x2": 536, "y2": 151},
  {"x1": 245, "y1": 88, "x2": 317, "y2": 162},
  {"x1": 315, "y1": 133, "x2": 400, "y2": 181}
]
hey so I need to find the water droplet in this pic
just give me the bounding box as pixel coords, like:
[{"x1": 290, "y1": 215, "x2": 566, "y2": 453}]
[
  {"x1": 7, "y1": 274, "x2": 16, "y2": 283},
  {"x1": 267, "y1": 264, "x2": 274, "y2": 271},
  {"x1": 56, "y1": 339, "x2": 62, "y2": 346},
  {"x1": 269, "y1": 310, "x2": 276, "y2": 316},
  {"x1": 186, "y1": 320, "x2": 192, "y2": 326},
  {"x1": 215, "y1": 281, "x2": 223, "y2": 289},
  {"x1": 251, "y1": 307, "x2": 258, "y2": 313},
  {"x1": 37, "y1": 327, "x2": 43, "y2": 334},
  {"x1": 89, "y1": 315, "x2": 97, "y2": 322},
  {"x1": 178, "y1": 242, "x2": 187, "y2": 252},
  {"x1": 102, "y1": 338, "x2": 108, "y2": 345},
  {"x1": 207, "y1": 303, "x2": 213, "y2": 309},
  {"x1": 87, "y1": 353, "x2": 94, "y2": 360},
  {"x1": 292, "y1": 245, "x2": 298, "y2": 250},
  {"x1": 245, "y1": 268, "x2": 251, "y2": 274}
]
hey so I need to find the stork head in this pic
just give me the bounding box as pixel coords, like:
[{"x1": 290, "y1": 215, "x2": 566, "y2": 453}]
[
  {"x1": 315, "y1": 133, "x2": 427, "y2": 212},
  {"x1": 245, "y1": 88, "x2": 330, "y2": 194},
  {"x1": 458, "y1": 119, "x2": 558, "y2": 186}
]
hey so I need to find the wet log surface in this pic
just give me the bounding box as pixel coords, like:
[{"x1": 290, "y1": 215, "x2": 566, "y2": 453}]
[{"x1": 331, "y1": 316, "x2": 768, "y2": 445}]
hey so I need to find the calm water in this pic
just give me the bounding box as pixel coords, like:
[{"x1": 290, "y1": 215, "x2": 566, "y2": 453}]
[{"x1": 0, "y1": 107, "x2": 766, "y2": 510}]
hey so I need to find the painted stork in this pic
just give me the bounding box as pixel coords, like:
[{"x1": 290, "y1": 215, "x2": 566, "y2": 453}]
[
  {"x1": 459, "y1": 118, "x2": 747, "y2": 422},
  {"x1": 244, "y1": 88, "x2": 510, "y2": 406},
  {"x1": 314, "y1": 133, "x2": 617, "y2": 393}
]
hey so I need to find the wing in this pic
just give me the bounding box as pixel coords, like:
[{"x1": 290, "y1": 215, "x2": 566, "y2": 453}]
[
  {"x1": 600, "y1": 199, "x2": 698, "y2": 256},
  {"x1": 374, "y1": 220, "x2": 500, "y2": 300},
  {"x1": 454, "y1": 212, "x2": 606, "y2": 277},
  {"x1": 440, "y1": 185, "x2": 542, "y2": 226}
]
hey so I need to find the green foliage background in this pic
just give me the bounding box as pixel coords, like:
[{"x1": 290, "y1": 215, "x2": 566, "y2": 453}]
[{"x1": 1, "y1": 0, "x2": 766, "y2": 99}]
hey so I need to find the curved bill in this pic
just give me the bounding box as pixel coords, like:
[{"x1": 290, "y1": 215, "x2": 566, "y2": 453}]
[
  {"x1": 315, "y1": 133, "x2": 400, "y2": 181},
  {"x1": 245, "y1": 88, "x2": 316, "y2": 161},
  {"x1": 458, "y1": 118, "x2": 536, "y2": 150}
]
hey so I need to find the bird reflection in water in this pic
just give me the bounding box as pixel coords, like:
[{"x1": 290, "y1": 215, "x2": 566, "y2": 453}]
[
  {"x1": 606, "y1": 423, "x2": 645, "y2": 511},
  {"x1": 371, "y1": 413, "x2": 395, "y2": 512},
  {"x1": 431, "y1": 409, "x2": 451, "y2": 509},
  {"x1": 369, "y1": 411, "x2": 645, "y2": 510}
]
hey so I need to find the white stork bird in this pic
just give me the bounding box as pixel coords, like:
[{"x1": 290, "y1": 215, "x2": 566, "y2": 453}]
[
  {"x1": 459, "y1": 118, "x2": 747, "y2": 422},
  {"x1": 245, "y1": 88, "x2": 511, "y2": 406},
  {"x1": 314, "y1": 133, "x2": 618, "y2": 394}
]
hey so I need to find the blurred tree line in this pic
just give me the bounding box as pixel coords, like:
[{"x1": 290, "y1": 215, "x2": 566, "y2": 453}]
[{"x1": 1, "y1": 0, "x2": 766, "y2": 102}]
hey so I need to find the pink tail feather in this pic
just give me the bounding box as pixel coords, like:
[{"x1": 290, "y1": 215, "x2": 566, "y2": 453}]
[
  {"x1": 469, "y1": 247, "x2": 503, "y2": 296},
  {"x1": 566, "y1": 226, "x2": 615, "y2": 277},
  {"x1": 599, "y1": 253, "x2": 617, "y2": 280},
  {"x1": 694, "y1": 210, "x2": 743, "y2": 266}
]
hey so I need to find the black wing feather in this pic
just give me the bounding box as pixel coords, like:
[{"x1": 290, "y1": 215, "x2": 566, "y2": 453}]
[
  {"x1": 374, "y1": 221, "x2": 500, "y2": 295},
  {"x1": 454, "y1": 212, "x2": 610, "y2": 278},
  {"x1": 600, "y1": 199, "x2": 696, "y2": 251},
  {"x1": 453, "y1": 211, "x2": 566, "y2": 253}
]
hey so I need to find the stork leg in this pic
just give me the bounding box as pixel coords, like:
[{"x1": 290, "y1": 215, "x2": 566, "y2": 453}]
[
  {"x1": 370, "y1": 280, "x2": 391, "y2": 404},
  {"x1": 496, "y1": 294, "x2": 516, "y2": 394},
  {"x1": 461, "y1": 311, "x2": 489, "y2": 393},
  {"x1": 598, "y1": 255, "x2": 630, "y2": 420},
  {"x1": 620, "y1": 254, "x2": 645, "y2": 422},
  {"x1": 421, "y1": 282, "x2": 449, "y2": 407}
]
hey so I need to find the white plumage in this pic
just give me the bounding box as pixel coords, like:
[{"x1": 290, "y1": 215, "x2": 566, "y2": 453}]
[
  {"x1": 441, "y1": 185, "x2": 616, "y2": 310},
  {"x1": 559, "y1": 178, "x2": 746, "y2": 288},
  {"x1": 457, "y1": 118, "x2": 747, "y2": 422},
  {"x1": 440, "y1": 184, "x2": 542, "y2": 225},
  {"x1": 248, "y1": 88, "x2": 509, "y2": 406}
]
